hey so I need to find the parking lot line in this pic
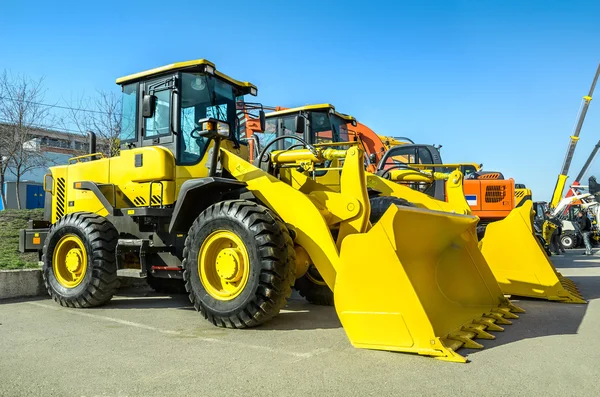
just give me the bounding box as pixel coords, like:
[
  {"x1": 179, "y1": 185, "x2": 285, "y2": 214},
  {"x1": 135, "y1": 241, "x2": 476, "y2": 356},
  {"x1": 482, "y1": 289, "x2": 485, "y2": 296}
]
[{"x1": 27, "y1": 301, "x2": 329, "y2": 359}]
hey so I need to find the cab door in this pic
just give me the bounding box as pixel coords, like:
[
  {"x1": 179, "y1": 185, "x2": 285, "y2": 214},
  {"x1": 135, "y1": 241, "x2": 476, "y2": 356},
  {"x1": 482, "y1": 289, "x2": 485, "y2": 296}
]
[{"x1": 140, "y1": 75, "x2": 177, "y2": 152}]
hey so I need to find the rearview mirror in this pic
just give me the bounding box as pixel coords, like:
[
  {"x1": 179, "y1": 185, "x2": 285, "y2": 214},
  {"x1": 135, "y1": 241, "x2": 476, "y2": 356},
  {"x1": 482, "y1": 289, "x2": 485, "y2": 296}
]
[
  {"x1": 369, "y1": 153, "x2": 377, "y2": 164},
  {"x1": 259, "y1": 110, "x2": 266, "y2": 133},
  {"x1": 142, "y1": 94, "x2": 156, "y2": 118},
  {"x1": 294, "y1": 115, "x2": 305, "y2": 134}
]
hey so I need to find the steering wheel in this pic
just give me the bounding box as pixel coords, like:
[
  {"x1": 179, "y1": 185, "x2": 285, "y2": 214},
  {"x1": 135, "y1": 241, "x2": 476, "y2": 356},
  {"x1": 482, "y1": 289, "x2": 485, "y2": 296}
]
[
  {"x1": 256, "y1": 135, "x2": 317, "y2": 169},
  {"x1": 286, "y1": 143, "x2": 305, "y2": 151}
]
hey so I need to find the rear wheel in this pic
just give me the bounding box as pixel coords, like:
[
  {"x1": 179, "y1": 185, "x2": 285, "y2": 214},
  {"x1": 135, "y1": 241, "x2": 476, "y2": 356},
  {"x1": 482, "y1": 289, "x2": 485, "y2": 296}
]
[
  {"x1": 560, "y1": 233, "x2": 577, "y2": 250},
  {"x1": 42, "y1": 212, "x2": 119, "y2": 308},
  {"x1": 183, "y1": 200, "x2": 295, "y2": 328}
]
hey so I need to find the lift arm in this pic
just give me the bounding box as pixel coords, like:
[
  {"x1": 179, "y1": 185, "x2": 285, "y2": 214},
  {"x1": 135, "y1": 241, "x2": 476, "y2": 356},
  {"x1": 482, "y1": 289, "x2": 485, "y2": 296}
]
[{"x1": 550, "y1": 63, "x2": 600, "y2": 208}]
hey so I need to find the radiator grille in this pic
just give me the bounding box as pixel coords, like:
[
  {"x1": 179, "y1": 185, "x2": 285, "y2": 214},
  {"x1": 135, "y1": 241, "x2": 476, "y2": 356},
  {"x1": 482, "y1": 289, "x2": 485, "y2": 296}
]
[{"x1": 485, "y1": 185, "x2": 506, "y2": 203}]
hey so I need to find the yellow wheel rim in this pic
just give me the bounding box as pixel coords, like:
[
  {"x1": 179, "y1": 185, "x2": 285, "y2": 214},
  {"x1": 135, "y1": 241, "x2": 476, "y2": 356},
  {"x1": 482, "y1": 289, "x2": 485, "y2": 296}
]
[
  {"x1": 305, "y1": 266, "x2": 327, "y2": 287},
  {"x1": 198, "y1": 230, "x2": 250, "y2": 301},
  {"x1": 52, "y1": 234, "x2": 87, "y2": 288}
]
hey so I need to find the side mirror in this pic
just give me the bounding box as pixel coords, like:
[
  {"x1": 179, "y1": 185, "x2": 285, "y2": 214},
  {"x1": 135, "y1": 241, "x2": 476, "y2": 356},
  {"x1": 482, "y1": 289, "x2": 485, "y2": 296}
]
[
  {"x1": 294, "y1": 115, "x2": 305, "y2": 134},
  {"x1": 142, "y1": 94, "x2": 156, "y2": 118},
  {"x1": 369, "y1": 153, "x2": 377, "y2": 165},
  {"x1": 259, "y1": 110, "x2": 266, "y2": 133}
]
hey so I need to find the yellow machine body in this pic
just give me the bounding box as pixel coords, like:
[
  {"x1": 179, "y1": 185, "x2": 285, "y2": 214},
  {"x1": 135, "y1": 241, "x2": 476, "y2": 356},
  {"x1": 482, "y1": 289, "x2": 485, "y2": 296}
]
[
  {"x1": 48, "y1": 141, "x2": 246, "y2": 222},
  {"x1": 222, "y1": 145, "x2": 522, "y2": 363},
  {"x1": 369, "y1": 169, "x2": 585, "y2": 303}
]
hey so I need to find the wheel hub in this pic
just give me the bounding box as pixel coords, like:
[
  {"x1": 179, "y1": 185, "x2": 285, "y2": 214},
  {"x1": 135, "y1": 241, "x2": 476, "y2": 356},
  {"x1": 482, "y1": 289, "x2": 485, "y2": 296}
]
[
  {"x1": 65, "y1": 249, "x2": 84, "y2": 273},
  {"x1": 53, "y1": 234, "x2": 88, "y2": 288},
  {"x1": 198, "y1": 230, "x2": 251, "y2": 301},
  {"x1": 216, "y1": 248, "x2": 244, "y2": 282}
]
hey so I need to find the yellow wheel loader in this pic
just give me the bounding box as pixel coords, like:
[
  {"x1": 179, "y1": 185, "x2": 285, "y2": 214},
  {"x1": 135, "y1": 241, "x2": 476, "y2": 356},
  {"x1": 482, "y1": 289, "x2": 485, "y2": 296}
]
[
  {"x1": 19, "y1": 59, "x2": 523, "y2": 362},
  {"x1": 255, "y1": 104, "x2": 585, "y2": 304}
]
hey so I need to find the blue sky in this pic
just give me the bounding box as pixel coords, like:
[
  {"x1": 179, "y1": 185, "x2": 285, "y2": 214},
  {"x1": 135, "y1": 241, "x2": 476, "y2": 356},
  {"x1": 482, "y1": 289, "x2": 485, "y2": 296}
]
[{"x1": 1, "y1": 0, "x2": 599, "y2": 200}]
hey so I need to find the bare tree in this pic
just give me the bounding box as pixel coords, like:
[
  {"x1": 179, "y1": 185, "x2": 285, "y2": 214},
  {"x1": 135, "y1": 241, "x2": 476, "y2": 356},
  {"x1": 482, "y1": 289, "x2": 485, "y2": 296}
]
[
  {"x1": 0, "y1": 70, "x2": 52, "y2": 209},
  {"x1": 63, "y1": 91, "x2": 122, "y2": 157}
]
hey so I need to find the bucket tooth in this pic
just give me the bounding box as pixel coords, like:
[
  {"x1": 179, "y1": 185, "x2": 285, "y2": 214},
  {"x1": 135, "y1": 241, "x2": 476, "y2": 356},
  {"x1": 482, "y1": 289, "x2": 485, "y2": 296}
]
[
  {"x1": 492, "y1": 307, "x2": 519, "y2": 319},
  {"x1": 505, "y1": 302, "x2": 526, "y2": 313},
  {"x1": 485, "y1": 312, "x2": 512, "y2": 325},
  {"x1": 462, "y1": 324, "x2": 495, "y2": 340},
  {"x1": 446, "y1": 331, "x2": 484, "y2": 349},
  {"x1": 475, "y1": 318, "x2": 505, "y2": 332}
]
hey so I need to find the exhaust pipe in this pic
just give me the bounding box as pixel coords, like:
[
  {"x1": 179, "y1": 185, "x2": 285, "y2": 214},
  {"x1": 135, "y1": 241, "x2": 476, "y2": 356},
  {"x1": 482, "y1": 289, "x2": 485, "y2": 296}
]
[{"x1": 88, "y1": 131, "x2": 97, "y2": 154}]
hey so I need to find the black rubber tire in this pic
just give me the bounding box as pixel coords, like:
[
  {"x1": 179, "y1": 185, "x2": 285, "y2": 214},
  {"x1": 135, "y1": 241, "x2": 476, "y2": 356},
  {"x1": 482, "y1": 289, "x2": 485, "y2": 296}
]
[
  {"x1": 369, "y1": 196, "x2": 415, "y2": 224},
  {"x1": 476, "y1": 224, "x2": 488, "y2": 241},
  {"x1": 42, "y1": 212, "x2": 119, "y2": 308},
  {"x1": 182, "y1": 200, "x2": 295, "y2": 328},
  {"x1": 294, "y1": 266, "x2": 334, "y2": 306},
  {"x1": 560, "y1": 233, "x2": 577, "y2": 250},
  {"x1": 147, "y1": 274, "x2": 187, "y2": 294}
]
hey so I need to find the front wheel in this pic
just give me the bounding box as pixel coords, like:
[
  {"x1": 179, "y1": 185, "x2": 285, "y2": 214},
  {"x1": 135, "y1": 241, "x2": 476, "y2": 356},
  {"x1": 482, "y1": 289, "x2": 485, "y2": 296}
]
[
  {"x1": 294, "y1": 265, "x2": 334, "y2": 306},
  {"x1": 369, "y1": 196, "x2": 415, "y2": 224},
  {"x1": 183, "y1": 200, "x2": 295, "y2": 328}
]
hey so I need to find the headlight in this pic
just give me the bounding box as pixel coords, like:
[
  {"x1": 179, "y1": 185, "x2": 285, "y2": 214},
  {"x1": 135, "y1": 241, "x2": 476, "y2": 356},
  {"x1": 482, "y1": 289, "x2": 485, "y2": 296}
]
[{"x1": 217, "y1": 121, "x2": 230, "y2": 137}]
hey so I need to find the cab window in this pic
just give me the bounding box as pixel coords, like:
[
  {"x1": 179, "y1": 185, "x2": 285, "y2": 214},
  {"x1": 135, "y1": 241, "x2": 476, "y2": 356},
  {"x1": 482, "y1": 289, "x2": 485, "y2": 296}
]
[
  {"x1": 280, "y1": 115, "x2": 300, "y2": 149},
  {"x1": 145, "y1": 89, "x2": 171, "y2": 138},
  {"x1": 383, "y1": 147, "x2": 416, "y2": 169},
  {"x1": 311, "y1": 112, "x2": 333, "y2": 143},
  {"x1": 120, "y1": 83, "x2": 137, "y2": 142},
  {"x1": 177, "y1": 73, "x2": 236, "y2": 165}
]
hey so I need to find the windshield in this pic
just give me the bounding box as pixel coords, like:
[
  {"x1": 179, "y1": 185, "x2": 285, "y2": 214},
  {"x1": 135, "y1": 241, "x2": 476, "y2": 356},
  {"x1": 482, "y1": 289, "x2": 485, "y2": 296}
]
[
  {"x1": 310, "y1": 112, "x2": 349, "y2": 144},
  {"x1": 179, "y1": 73, "x2": 236, "y2": 165}
]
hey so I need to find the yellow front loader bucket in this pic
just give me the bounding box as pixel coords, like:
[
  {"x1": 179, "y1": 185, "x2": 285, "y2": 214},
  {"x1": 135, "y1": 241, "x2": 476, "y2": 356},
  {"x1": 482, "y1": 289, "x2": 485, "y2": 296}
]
[
  {"x1": 334, "y1": 204, "x2": 524, "y2": 363},
  {"x1": 480, "y1": 201, "x2": 585, "y2": 303}
]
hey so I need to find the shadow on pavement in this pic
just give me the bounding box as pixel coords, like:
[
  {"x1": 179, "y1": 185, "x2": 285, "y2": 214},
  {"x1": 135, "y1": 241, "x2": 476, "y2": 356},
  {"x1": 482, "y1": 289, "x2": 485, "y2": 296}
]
[
  {"x1": 465, "y1": 274, "x2": 598, "y2": 360},
  {"x1": 256, "y1": 299, "x2": 341, "y2": 330},
  {"x1": 107, "y1": 290, "x2": 342, "y2": 330}
]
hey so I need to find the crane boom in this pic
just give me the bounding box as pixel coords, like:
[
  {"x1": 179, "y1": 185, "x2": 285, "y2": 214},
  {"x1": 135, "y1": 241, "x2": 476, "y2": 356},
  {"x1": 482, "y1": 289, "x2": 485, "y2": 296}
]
[
  {"x1": 550, "y1": 63, "x2": 600, "y2": 208},
  {"x1": 575, "y1": 139, "x2": 600, "y2": 182}
]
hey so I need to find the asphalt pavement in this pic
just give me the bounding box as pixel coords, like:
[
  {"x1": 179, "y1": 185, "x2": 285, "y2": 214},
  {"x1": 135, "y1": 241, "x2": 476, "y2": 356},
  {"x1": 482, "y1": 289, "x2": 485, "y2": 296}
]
[{"x1": 1, "y1": 249, "x2": 599, "y2": 397}]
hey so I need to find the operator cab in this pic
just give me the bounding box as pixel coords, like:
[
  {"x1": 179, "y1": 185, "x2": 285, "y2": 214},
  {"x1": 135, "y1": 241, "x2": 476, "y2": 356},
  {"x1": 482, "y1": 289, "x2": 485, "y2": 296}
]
[
  {"x1": 116, "y1": 59, "x2": 258, "y2": 166},
  {"x1": 256, "y1": 104, "x2": 356, "y2": 155}
]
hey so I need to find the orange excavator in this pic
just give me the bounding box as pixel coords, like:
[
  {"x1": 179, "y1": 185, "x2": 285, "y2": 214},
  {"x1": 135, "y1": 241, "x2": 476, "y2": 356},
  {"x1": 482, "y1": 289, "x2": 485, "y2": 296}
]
[{"x1": 239, "y1": 104, "x2": 524, "y2": 229}]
